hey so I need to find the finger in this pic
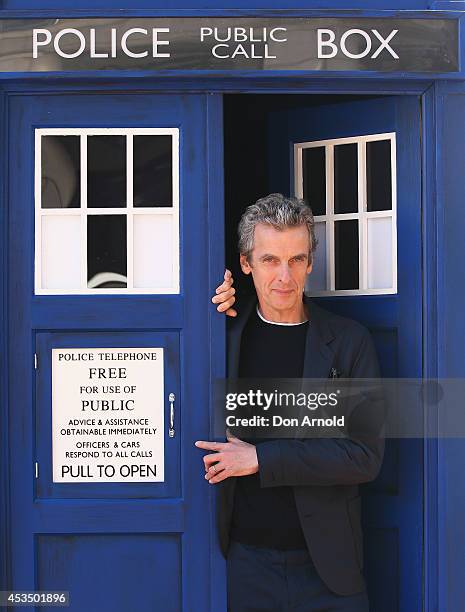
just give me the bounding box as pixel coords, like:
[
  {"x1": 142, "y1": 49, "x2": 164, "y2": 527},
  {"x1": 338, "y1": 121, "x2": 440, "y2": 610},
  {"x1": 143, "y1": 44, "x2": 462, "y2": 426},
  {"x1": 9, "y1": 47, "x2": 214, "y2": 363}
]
[
  {"x1": 220, "y1": 286, "x2": 236, "y2": 299},
  {"x1": 212, "y1": 287, "x2": 236, "y2": 304},
  {"x1": 217, "y1": 298, "x2": 236, "y2": 313},
  {"x1": 225, "y1": 308, "x2": 237, "y2": 317},
  {"x1": 208, "y1": 468, "x2": 230, "y2": 484},
  {"x1": 195, "y1": 440, "x2": 225, "y2": 451},
  {"x1": 217, "y1": 273, "x2": 235, "y2": 292},
  {"x1": 216, "y1": 293, "x2": 236, "y2": 309},
  {"x1": 215, "y1": 278, "x2": 233, "y2": 295},
  {"x1": 205, "y1": 464, "x2": 225, "y2": 480},
  {"x1": 224, "y1": 269, "x2": 232, "y2": 280},
  {"x1": 203, "y1": 453, "x2": 224, "y2": 467},
  {"x1": 205, "y1": 463, "x2": 223, "y2": 478},
  {"x1": 215, "y1": 281, "x2": 229, "y2": 294}
]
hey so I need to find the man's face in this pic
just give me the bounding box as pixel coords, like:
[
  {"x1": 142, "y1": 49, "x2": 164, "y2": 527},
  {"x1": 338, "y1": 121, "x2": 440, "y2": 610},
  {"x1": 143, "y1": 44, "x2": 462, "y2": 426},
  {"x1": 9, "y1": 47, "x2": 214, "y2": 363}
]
[{"x1": 240, "y1": 223, "x2": 312, "y2": 317}]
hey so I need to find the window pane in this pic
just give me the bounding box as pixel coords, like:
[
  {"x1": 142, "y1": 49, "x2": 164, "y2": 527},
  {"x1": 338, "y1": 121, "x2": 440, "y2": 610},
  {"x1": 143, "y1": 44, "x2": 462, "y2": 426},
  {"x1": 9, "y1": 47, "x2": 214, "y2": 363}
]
[
  {"x1": 367, "y1": 140, "x2": 392, "y2": 212},
  {"x1": 87, "y1": 215, "x2": 127, "y2": 288},
  {"x1": 41, "y1": 215, "x2": 81, "y2": 289},
  {"x1": 302, "y1": 147, "x2": 326, "y2": 216},
  {"x1": 87, "y1": 136, "x2": 126, "y2": 208},
  {"x1": 133, "y1": 215, "x2": 175, "y2": 289},
  {"x1": 306, "y1": 222, "x2": 326, "y2": 292},
  {"x1": 335, "y1": 220, "x2": 359, "y2": 290},
  {"x1": 334, "y1": 143, "x2": 358, "y2": 214},
  {"x1": 41, "y1": 136, "x2": 80, "y2": 209},
  {"x1": 368, "y1": 217, "x2": 393, "y2": 289},
  {"x1": 134, "y1": 136, "x2": 173, "y2": 207}
]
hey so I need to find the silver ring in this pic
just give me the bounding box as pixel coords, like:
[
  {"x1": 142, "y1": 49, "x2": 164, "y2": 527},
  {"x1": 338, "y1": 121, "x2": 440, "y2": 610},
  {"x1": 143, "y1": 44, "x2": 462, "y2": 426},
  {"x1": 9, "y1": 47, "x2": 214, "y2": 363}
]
[{"x1": 211, "y1": 465, "x2": 217, "y2": 474}]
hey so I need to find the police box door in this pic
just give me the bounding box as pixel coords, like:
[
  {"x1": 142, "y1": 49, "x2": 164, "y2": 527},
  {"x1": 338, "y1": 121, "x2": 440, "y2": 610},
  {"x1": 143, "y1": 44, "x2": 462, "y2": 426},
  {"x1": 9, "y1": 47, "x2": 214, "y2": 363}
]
[
  {"x1": 7, "y1": 93, "x2": 219, "y2": 611},
  {"x1": 265, "y1": 95, "x2": 423, "y2": 612}
]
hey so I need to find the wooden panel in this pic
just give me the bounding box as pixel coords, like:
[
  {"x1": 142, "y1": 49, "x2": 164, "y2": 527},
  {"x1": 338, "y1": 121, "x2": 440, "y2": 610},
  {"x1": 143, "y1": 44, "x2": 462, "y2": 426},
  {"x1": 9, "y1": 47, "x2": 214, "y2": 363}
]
[
  {"x1": 255, "y1": 93, "x2": 422, "y2": 611},
  {"x1": 36, "y1": 534, "x2": 181, "y2": 612}
]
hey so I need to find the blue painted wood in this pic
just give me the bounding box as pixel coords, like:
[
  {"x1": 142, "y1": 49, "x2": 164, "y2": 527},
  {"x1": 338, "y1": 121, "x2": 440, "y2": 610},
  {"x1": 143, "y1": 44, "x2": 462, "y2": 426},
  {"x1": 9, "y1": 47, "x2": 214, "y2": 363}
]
[
  {"x1": 434, "y1": 81, "x2": 465, "y2": 612},
  {"x1": 0, "y1": 88, "x2": 10, "y2": 594},
  {"x1": 431, "y1": 1, "x2": 465, "y2": 7},
  {"x1": 0, "y1": 7, "x2": 455, "y2": 15},
  {"x1": 420, "y1": 84, "x2": 440, "y2": 612},
  {"x1": 0, "y1": 4, "x2": 450, "y2": 13},
  {"x1": 33, "y1": 500, "x2": 185, "y2": 532},
  {"x1": 267, "y1": 95, "x2": 423, "y2": 611},
  {"x1": 37, "y1": 534, "x2": 182, "y2": 611},
  {"x1": 0, "y1": 69, "x2": 461, "y2": 82},
  {"x1": 31, "y1": 297, "x2": 184, "y2": 329},
  {"x1": 6, "y1": 93, "x2": 215, "y2": 610},
  {"x1": 206, "y1": 93, "x2": 228, "y2": 612},
  {"x1": 0, "y1": 71, "x2": 457, "y2": 612},
  {"x1": 1, "y1": 77, "x2": 436, "y2": 93}
]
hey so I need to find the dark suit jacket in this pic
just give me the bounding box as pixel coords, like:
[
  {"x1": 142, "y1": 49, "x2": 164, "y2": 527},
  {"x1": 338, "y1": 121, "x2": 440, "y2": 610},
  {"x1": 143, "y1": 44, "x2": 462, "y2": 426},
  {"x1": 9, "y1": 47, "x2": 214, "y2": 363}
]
[{"x1": 217, "y1": 294, "x2": 385, "y2": 596}]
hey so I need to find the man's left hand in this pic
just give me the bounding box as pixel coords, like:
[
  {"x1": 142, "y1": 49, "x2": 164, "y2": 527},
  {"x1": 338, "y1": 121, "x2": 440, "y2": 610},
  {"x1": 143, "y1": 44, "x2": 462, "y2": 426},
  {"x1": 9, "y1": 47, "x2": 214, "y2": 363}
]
[{"x1": 194, "y1": 432, "x2": 258, "y2": 484}]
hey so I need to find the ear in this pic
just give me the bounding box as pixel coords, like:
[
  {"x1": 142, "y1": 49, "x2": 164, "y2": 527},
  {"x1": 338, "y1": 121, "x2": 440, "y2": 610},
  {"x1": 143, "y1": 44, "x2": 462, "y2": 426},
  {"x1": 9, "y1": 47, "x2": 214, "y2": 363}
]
[
  {"x1": 240, "y1": 254, "x2": 252, "y2": 275},
  {"x1": 306, "y1": 260, "x2": 313, "y2": 275}
]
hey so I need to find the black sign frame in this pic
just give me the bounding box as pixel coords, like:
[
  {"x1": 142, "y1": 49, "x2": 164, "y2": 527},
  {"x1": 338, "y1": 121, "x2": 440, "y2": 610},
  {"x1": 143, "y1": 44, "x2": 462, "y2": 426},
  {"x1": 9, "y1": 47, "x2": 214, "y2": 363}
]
[{"x1": 0, "y1": 15, "x2": 459, "y2": 74}]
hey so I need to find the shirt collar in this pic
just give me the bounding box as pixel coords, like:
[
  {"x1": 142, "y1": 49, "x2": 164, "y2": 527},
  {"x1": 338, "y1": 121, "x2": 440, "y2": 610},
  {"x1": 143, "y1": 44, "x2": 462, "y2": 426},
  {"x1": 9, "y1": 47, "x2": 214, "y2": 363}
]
[{"x1": 256, "y1": 304, "x2": 309, "y2": 327}]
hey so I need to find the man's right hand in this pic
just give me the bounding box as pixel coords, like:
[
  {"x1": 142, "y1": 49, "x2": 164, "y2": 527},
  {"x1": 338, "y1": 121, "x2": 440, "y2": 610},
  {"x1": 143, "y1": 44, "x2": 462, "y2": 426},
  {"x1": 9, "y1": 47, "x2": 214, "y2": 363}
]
[{"x1": 211, "y1": 269, "x2": 237, "y2": 317}]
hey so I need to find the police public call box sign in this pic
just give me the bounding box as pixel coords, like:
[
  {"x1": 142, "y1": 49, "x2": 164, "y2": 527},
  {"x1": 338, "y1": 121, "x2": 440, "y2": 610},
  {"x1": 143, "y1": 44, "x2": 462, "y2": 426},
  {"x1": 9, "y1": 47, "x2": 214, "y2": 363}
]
[
  {"x1": 0, "y1": 17, "x2": 458, "y2": 73},
  {"x1": 52, "y1": 348, "x2": 164, "y2": 483}
]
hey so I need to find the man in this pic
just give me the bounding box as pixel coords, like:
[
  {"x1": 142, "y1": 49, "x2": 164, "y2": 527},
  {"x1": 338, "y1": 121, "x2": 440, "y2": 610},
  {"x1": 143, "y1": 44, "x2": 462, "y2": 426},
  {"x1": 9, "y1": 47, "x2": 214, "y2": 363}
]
[{"x1": 195, "y1": 193, "x2": 384, "y2": 611}]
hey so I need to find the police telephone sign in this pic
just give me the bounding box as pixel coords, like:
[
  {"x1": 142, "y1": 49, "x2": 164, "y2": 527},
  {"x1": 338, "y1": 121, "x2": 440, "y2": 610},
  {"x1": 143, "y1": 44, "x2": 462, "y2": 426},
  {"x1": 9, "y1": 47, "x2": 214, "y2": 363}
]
[
  {"x1": 52, "y1": 348, "x2": 165, "y2": 483},
  {"x1": 0, "y1": 16, "x2": 459, "y2": 73}
]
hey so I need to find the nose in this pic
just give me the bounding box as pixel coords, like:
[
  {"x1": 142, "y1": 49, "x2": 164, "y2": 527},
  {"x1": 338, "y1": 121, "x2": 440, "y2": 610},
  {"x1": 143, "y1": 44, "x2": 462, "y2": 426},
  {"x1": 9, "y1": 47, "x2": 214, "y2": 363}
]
[{"x1": 277, "y1": 263, "x2": 291, "y2": 283}]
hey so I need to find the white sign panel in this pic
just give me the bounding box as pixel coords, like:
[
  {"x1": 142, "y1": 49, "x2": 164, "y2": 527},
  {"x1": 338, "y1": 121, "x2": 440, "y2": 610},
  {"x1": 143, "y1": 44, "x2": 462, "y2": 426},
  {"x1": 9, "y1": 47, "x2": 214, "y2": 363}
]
[{"x1": 52, "y1": 347, "x2": 164, "y2": 483}]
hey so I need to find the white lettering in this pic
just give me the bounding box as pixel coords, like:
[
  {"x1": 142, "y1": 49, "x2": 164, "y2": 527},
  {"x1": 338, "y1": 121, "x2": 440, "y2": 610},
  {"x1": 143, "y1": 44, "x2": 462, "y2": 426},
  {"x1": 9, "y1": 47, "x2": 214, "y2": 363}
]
[
  {"x1": 54, "y1": 29, "x2": 86, "y2": 59},
  {"x1": 270, "y1": 28, "x2": 287, "y2": 43},
  {"x1": 111, "y1": 28, "x2": 117, "y2": 58},
  {"x1": 317, "y1": 28, "x2": 399, "y2": 60},
  {"x1": 216, "y1": 28, "x2": 232, "y2": 42},
  {"x1": 89, "y1": 29, "x2": 108, "y2": 59},
  {"x1": 200, "y1": 27, "x2": 213, "y2": 42},
  {"x1": 235, "y1": 28, "x2": 248, "y2": 42},
  {"x1": 371, "y1": 29, "x2": 399, "y2": 59},
  {"x1": 152, "y1": 28, "x2": 170, "y2": 58},
  {"x1": 212, "y1": 43, "x2": 229, "y2": 59},
  {"x1": 121, "y1": 28, "x2": 148, "y2": 58},
  {"x1": 340, "y1": 29, "x2": 372, "y2": 59},
  {"x1": 230, "y1": 44, "x2": 249, "y2": 59},
  {"x1": 32, "y1": 29, "x2": 52, "y2": 59},
  {"x1": 317, "y1": 29, "x2": 337, "y2": 59},
  {"x1": 201, "y1": 27, "x2": 287, "y2": 45}
]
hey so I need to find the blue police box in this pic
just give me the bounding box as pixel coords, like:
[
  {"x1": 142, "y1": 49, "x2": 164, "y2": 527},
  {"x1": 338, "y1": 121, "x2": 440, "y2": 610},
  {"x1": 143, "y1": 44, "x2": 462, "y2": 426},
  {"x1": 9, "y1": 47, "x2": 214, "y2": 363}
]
[{"x1": 0, "y1": 1, "x2": 464, "y2": 611}]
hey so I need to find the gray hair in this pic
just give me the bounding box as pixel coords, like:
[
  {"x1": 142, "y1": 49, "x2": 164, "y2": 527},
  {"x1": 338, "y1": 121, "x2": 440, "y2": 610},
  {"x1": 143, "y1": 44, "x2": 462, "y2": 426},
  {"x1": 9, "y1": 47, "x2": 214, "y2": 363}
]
[{"x1": 238, "y1": 193, "x2": 317, "y2": 262}]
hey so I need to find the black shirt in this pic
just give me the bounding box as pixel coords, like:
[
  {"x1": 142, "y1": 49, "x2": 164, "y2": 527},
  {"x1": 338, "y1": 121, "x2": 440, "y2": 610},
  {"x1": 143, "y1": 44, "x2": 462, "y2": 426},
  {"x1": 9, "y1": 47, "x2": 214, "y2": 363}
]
[{"x1": 230, "y1": 306, "x2": 309, "y2": 549}]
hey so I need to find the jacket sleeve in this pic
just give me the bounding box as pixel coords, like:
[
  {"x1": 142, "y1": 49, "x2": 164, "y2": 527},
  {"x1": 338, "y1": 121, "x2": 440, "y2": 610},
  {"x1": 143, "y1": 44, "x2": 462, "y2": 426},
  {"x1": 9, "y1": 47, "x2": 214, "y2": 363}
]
[{"x1": 255, "y1": 326, "x2": 385, "y2": 488}]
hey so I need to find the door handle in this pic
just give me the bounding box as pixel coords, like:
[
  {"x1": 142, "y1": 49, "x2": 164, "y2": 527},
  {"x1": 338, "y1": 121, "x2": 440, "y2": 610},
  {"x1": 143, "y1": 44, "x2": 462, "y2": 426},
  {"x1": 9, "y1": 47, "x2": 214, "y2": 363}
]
[{"x1": 169, "y1": 393, "x2": 175, "y2": 438}]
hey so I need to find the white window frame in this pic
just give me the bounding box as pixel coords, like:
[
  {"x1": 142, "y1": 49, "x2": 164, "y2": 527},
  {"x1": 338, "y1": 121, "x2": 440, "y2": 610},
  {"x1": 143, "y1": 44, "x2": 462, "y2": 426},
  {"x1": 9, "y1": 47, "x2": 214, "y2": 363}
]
[
  {"x1": 294, "y1": 132, "x2": 397, "y2": 297},
  {"x1": 35, "y1": 127, "x2": 180, "y2": 295}
]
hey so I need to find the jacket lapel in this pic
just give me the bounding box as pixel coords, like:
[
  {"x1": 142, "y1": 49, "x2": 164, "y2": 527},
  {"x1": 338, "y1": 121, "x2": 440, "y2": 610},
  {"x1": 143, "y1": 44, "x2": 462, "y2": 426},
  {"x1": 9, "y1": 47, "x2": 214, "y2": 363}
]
[
  {"x1": 223, "y1": 295, "x2": 256, "y2": 509},
  {"x1": 302, "y1": 297, "x2": 336, "y2": 379},
  {"x1": 227, "y1": 296, "x2": 256, "y2": 378}
]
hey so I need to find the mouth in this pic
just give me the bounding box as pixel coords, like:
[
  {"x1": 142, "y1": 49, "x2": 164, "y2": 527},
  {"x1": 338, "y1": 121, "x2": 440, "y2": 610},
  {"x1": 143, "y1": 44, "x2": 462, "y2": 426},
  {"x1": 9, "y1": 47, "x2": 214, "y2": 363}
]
[{"x1": 272, "y1": 288, "x2": 294, "y2": 295}]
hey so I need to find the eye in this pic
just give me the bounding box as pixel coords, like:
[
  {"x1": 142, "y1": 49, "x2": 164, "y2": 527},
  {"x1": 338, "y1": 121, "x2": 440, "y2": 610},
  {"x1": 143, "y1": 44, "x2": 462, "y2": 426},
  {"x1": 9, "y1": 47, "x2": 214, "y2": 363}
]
[{"x1": 290, "y1": 255, "x2": 307, "y2": 264}]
